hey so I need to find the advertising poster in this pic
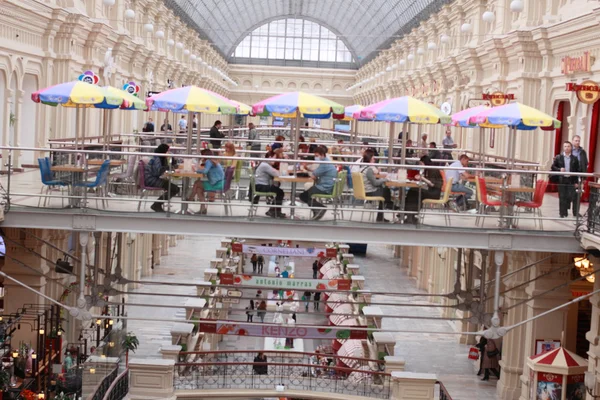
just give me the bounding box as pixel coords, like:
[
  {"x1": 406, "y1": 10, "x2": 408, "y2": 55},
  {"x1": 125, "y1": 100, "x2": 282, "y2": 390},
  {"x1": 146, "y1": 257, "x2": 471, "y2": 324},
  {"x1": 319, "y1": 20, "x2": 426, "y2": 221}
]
[
  {"x1": 199, "y1": 321, "x2": 367, "y2": 340},
  {"x1": 219, "y1": 274, "x2": 351, "y2": 291},
  {"x1": 566, "y1": 374, "x2": 585, "y2": 400},
  {"x1": 537, "y1": 372, "x2": 562, "y2": 400}
]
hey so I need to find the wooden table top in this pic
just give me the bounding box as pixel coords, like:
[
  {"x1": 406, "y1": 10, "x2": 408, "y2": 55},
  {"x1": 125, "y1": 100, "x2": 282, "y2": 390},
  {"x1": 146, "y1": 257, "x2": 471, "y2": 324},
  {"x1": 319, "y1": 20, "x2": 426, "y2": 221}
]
[
  {"x1": 385, "y1": 180, "x2": 422, "y2": 188},
  {"x1": 87, "y1": 159, "x2": 126, "y2": 166},
  {"x1": 467, "y1": 176, "x2": 504, "y2": 184},
  {"x1": 275, "y1": 176, "x2": 313, "y2": 183},
  {"x1": 166, "y1": 170, "x2": 204, "y2": 178},
  {"x1": 487, "y1": 185, "x2": 536, "y2": 193},
  {"x1": 51, "y1": 165, "x2": 86, "y2": 172}
]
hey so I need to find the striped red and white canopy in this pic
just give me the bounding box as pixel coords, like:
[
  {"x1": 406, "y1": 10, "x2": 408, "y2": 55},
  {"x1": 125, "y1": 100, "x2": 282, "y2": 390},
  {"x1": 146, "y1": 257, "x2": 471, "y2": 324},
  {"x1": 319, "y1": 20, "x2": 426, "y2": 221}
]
[{"x1": 529, "y1": 347, "x2": 586, "y2": 368}]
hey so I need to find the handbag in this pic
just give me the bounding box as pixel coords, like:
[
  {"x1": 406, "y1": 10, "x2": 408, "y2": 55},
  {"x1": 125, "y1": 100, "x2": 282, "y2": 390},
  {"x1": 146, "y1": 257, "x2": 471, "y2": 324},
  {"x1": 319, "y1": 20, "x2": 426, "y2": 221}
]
[{"x1": 487, "y1": 349, "x2": 500, "y2": 358}]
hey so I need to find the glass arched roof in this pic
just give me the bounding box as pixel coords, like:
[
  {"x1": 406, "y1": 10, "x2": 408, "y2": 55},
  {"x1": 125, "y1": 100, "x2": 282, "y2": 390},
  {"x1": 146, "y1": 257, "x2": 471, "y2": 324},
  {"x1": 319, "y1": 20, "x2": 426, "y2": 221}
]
[
  {"x1": 232, "y1": 19, "x2": 353, "y2": 65},
  {"x1": 164, "y1": 0, "x2": 449, "y2": 67}
]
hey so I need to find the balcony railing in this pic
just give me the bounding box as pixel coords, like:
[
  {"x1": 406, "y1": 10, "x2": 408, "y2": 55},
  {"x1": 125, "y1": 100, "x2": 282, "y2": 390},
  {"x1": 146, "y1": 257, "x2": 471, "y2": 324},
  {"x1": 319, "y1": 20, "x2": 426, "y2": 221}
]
[
  {"x1": 101, "y1": 369, "x2": 129, "y2": 400},
  {"x1": 437, "y1": 380, "x2": 453, "y2": 400},
  {"x1": 588, "y1": 184, "x2": 600, "y2": 235},
  {"x1": 0, "y1": 144, "x2": 592, "y2": 236}
]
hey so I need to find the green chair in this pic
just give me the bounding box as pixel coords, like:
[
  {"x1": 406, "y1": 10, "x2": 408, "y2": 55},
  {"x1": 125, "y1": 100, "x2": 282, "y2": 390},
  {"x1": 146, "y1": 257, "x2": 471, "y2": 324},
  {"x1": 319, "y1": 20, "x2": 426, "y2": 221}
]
[
  {"x1": 248, "y1": 174, "x2": 277, "y2": 219},
  {"x1": 311, "y1": 170, "x2": 346, "y2": 221}
]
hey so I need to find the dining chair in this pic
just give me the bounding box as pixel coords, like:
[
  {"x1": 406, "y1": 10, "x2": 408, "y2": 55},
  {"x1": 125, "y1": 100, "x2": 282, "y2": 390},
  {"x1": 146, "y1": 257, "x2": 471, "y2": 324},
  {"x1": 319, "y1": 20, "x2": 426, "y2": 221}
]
[
  {"x1": 312, "y1": 170, "x2": 347, "y2": 222},
  {"x1": 248, "y1": 174, "x2": 277, "y2": 219},
  {"x1": 136, "y1": 160, "x2": 167, "y2": 211},
  {"x1": 37, "y1": 157, "x2": 68, "y2": 207},
  {"x1": 475, "y1": 177, "x2": 504, "y2": 227},
  {"x1": 73, "y1": 160, "x2": 111, "y2": 209},
  {"x1": 515, "y1": 180, "x2": 549, "y2": 229},
  {"x1": 350, "y1": 172, "x2": 385, "y2": 222},
  {"x1": 109, "y1": 155, "x2": 138, "y2": 196},
  {"x1": 420, "y1": 177, "x2": 453, "y2": 226}
]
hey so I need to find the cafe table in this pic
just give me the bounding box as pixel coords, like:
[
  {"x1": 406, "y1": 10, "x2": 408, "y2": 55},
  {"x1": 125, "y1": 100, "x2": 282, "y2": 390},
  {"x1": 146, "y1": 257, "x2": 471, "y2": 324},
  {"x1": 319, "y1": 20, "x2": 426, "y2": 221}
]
[
  {"x1": 487, "y1": 184, "x2": 536, "y2": 228},
  {"x1": 385, "y1": 179, "x2": 426, "y2": 223},
  {"x1": 164, "y1": 170, "x2": 204, "y2": 214},
  {"x1": 274, "y1": 175, "x2": 313, "y2": 219},
  {"x1": 51, "y1": 165, "x2": 89, "y2": 208},
  {"x1": 87, "y1": 159, "x2": 126, "y2": 166}
]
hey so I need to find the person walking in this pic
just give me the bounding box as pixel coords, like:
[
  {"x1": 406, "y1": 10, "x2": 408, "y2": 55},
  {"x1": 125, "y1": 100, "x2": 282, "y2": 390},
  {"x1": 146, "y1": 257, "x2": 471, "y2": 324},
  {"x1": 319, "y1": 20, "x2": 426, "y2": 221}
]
[
  {"x1": 246, "y1": 304, "x2": 254, "y2": 322},
  {"x1": 178, "y1": 115, "x2": 187, "y2": 132},
  {"x1": 475, "y1": 336, "x2": 488, "y2": 376},
  {"x1": 302, "y1": 292, "x2": 311, "y2": 312},
  {"x1": 257, "y1": 255, "x2": 264, "y2": 274},
  {"x1": 551, "y1": 141, "x2": 581, "y2": 218},
  {"x1": 253, "y1": 352, "x2": 268, "y2": 375},
  {"x1": 313, "y1": 291, "x2": 321, "y2": 311},
  {"x1": 248, "y1": 122, "x2": 261, "y2": 157},
  {"x1": 210, "y1": 120, "x2": 225, "y2": 149},
  {"x1": 257, "y1": 300, "x2": 267, "y2": 323},
  {"x1": 312, "y1": 260, "x2": 319, "y2": 279},
  {"x1": 572, "y1": 135, "x2": 588, "y2": 215},
  {"x1": 251, "y1": 253, "x2": 258, "y2": 273},
  {"x1": 481, "y1": 338, "x2": 500, "y2": 381}
]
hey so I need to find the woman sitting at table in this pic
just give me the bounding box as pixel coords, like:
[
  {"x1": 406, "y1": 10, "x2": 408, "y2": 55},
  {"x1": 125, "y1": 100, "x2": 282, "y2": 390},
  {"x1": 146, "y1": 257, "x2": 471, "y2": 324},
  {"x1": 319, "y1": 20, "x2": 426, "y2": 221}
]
[
  {"x1": 146, "y1": 144, "x2": 180, "y2": 213},
  {"x1": 405, "y1": 155, "x2": 443, "y2": 224},
  {"x1": 360, "y1": 149, "x2": 394, "y2": 223},
  {"x1": 223, "y1": 142, "x2": 239, "y2": 171},
  {"x1": 188, "y1": 149, "x2": 224, "y2": 215},
  {"x1": 271, "y1": 135, "x2": 285, "y2": 151}
]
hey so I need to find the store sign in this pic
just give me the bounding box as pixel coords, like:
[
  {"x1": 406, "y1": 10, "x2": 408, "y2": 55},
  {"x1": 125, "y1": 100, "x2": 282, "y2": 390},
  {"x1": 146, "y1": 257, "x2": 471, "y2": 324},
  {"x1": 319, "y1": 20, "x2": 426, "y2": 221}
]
[
  {"x1": 199, "y1": 321, "x2": 368, "y2": 339},
  {"x1": 231, "y1": 242, "x2": 243, "y2": 253},
  {"x1": 561, "y1": 51, "x2": 593, "y2": 75},
  {"x1": 326, "y1": 248, "x2": 338, "y2": 258},
  {"x1": 566, "y1": 80, "x2": 600, "y2": 104},
  {"x1": 242, "y1": 245, "x2": 326, "y2": 257},
  {"x1": 482, "y1": 92, "x2": 515, "y2": 106},
  {"x1": 219, "y1": 274, "x2": 351, "y2": 291}
]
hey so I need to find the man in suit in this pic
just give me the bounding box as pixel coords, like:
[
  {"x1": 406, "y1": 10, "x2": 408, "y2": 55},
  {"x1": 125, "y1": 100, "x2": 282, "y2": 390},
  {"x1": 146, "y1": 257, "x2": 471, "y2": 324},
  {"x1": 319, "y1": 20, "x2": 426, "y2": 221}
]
[
  {"x1": 551, "y1": 141, "x2": 580, "y2": 218},
  {"x1": 210, "y1": 120, "x2": 225, "y2": 149}
]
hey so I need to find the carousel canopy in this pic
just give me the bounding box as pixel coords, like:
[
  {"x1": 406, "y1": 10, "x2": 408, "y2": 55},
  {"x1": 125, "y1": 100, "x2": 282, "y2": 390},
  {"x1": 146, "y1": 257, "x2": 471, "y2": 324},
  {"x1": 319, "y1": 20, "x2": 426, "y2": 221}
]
[{"x1": 528, "y1": 347, "x2": 588, "y2": 375}]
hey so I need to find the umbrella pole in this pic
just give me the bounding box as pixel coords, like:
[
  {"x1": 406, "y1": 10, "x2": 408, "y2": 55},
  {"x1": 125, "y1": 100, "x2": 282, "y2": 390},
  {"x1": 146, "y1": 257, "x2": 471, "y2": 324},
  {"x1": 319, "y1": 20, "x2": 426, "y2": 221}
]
[
  {"x1": 400, "y1": 121, "x2": 408, "y2": 222},
  {"x1": 196, "y1": 113, "x2": 202, "y2": 153},
  {"x1": 352, "y1": 121, "x2": 358, "y2": 154},
  {"x1": 75, "y1": 105, "x2": 80, "y2": 164},
  {"x1": 289, "y1": 110, "x2": 301, "y2": 219},
  {"x1": 387, "y1": 122, "x2": 394, "y2": 165},
  {"x1": 479, "y1": 127, "x2": 484, "y2": 174}
]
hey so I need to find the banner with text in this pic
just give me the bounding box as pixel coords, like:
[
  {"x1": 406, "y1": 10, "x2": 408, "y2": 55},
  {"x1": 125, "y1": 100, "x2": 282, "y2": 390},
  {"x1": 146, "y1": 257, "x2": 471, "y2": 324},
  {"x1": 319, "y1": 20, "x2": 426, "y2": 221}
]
[
  {"x1": 243, "y1": 245, "x2": 327, "y2": 257},
  {"x1": 219, "y1": 274, "x2": 351, "y2": 291},
  {"x1": 200, "y1": 321, "x2": 368, "y2": 340}
]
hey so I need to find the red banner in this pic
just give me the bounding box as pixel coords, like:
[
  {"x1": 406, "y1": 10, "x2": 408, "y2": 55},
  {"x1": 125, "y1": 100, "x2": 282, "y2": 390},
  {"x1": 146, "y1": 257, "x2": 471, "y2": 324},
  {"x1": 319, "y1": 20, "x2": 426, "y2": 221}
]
[
  {"x1": 337, "y1": 279, "x2": 351, "y2": 290},
  {"x1": 219, "y1": 273, "x2": 234, "y2": 285},
  {"x1": 231, "y1": 243, "x2": 243, "y2": 253},
  {"x1": 326, "y1": 248, "x2": 338, "y2": 258}
]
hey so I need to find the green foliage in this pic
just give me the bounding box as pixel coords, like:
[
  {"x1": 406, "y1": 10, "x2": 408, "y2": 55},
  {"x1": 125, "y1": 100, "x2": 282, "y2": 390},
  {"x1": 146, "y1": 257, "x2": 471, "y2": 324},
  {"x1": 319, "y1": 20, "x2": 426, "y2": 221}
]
[{"x1": 122, "y1": 332, "x2": 139, "y2": 353}]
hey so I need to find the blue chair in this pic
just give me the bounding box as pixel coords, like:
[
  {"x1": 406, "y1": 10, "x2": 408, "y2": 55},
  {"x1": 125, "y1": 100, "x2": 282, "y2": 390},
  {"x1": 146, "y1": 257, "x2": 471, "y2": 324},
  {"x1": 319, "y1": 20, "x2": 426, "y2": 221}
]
[
  {"x1": 38, "y1": 157, "x2": 68, "y2": 207},
  {"x1": 74, "y1": 160, "x2": 111, "y2": 209}
]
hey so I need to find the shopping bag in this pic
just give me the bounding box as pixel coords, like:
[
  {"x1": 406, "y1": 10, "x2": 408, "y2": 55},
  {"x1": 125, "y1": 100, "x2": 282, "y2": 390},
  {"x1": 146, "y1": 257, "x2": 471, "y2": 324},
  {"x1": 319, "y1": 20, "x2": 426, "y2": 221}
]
[{"x1": 468, "y1": 347, "x2": 479, "y2": 360}]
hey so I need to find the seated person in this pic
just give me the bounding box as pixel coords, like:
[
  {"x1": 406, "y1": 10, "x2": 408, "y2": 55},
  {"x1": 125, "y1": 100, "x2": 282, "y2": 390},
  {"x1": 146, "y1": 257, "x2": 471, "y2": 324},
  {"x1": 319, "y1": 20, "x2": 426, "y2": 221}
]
[
  {"x1": 145, "y1": 144, "x2": 180, "y2": 213},
  {"x1": 253, "y1": 151, "x2": 286, "y2": 218},
  {"x1": 298, "y1": 136, "x2": 310, "y2": 157},
  {"x1": 223, "y1": 142, "x2": 239, "y2": 171},
  {"x1": 271, "y1": 135, "x2": 285, "y2": 151},
  {"x1": 405, "y1": 155, "x2": 443, "y2": 224},
  {"x1": 359, "y1": 149, "x2": 394, "y2": 223},
  {"x1": 428, "y1": 142, "x2": 442, "y2": 164},
  {"x1": 188, "y1": 149, "x2": 224, "y2": 214},
  {"x1": 299, "y1": 146, "x2": 337, "y2": 220},
  {"x1": 445, "y1": 154, "x2": 474, "y2": 209}
]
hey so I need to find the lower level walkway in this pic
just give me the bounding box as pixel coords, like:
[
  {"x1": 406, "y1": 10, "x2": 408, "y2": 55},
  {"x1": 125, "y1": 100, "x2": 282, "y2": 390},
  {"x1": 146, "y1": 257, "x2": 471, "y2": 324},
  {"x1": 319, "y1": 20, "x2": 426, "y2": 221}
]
[{"x1": 126, "y1": 236, "x2": 497, "y2": 399}]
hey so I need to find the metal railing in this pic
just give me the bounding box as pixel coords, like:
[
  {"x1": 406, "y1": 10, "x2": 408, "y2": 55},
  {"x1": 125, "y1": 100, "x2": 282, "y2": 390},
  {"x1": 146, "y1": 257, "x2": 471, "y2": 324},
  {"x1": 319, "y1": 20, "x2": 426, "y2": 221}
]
[
  {"x1": 588, "y1": 184, "x2": 600, "y2": 235},
  {"x1": 437, "y1": 380, "x2": 453, "y2": 400},
  {"x1": 174, "y1": 361, "x2": 391, "y2": 399},
  {"x1": 0, "y1": 145, "x2": 593, "y2": 233},
  {"x1": 89, "y1": 367, "x2": 118, "y2": 400},
  {"x1": 100, "y1": 369, "x2": 129, "y2": 400}
]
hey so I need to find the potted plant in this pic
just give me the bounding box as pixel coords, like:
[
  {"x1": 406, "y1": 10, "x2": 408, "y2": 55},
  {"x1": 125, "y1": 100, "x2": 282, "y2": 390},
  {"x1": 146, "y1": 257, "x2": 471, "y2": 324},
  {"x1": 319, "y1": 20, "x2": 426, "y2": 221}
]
[
  {"x1": 121, "y1": 332, "x2": 139, "y2": 367},
  {"x1": 0, "y1": 369, "x2": 10, "y2": 400}
]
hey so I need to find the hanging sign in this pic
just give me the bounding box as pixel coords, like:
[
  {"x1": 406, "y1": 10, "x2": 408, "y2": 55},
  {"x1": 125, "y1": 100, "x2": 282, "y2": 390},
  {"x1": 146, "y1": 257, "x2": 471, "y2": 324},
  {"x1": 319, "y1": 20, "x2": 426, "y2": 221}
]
[
  {"x1": 199, "y1": 321, "x2": 368, "y2": 339},
  {"x1": 231, "y1": 242, "x2": 243, "y2": 253},
  {"x1": 482, "y1": 92, "x2": 515, "y2": 107},
  {"x1": 325, "y1": 248, "x2": 338, "y2": 258},
  {"x1": 78, "y1": 70, "x2": 99, "y2": 85},
  {"x1": 561, "y1": 51, "x2": 593, "y2": 75},
  {"x1": 242, "y1": 245, "x2": 326, "y2": 257},
  {"x1": 219, "y1": 274, "x2": 351, "y2": 291},
  {"x1": 566, "y1": 80, "x2": 600, "y2": 104}
]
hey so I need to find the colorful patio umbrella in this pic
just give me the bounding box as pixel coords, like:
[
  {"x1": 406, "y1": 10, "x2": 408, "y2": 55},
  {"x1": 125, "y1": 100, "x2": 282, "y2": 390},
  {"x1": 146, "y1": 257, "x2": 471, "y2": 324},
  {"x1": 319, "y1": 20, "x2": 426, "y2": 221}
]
[
  {"x1": 355, "y1": 96, "x2": 451, "y2": 124},
  {"x1": 344, "y1": 105, "x2": 368, "y2": 151},
  {"x1": 32, "y1": 81, "x2": 123, "y2": 108},
  {"x1": 468, "y1": 102, "x2": 561, "y2": 168},
  {"x1": 468, "y1": 102, "x2": 561, "y2": 131},
  {"x1": 451, "y1": 105, "x2": 503, "y2": 164},
  {"x1": 252, "y1": 91, "x2": 345, "y2": 118},
  {"x1": 145, "y1": 86, "x2": 238, "y2": 114}
]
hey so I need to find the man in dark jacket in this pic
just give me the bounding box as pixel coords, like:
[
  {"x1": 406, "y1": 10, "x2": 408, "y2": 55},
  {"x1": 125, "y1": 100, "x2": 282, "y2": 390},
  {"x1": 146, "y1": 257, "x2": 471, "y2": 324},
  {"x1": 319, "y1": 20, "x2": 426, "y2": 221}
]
[
  {"x1": 253, "y1": 353, "x2": 268, "y2": 375},
  {"x1": 551, "y1": 141, "x2": 580, "y2": 218},
  {"x1": 210, "y1": 120, "x2": 225, "y2": 149},
  {"x1": 145, "y1": 144, "x2": 180, "y2": 212}
]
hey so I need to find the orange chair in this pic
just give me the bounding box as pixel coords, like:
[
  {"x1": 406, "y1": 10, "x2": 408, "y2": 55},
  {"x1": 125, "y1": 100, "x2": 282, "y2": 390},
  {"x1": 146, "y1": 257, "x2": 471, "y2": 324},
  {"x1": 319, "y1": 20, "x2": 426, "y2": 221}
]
[
  {"x1": 475, "y1": 177, "x2": 505, "y2": 227},
  {"x1": 515, "y1": 180, "x2": 549, "y2": 229}
]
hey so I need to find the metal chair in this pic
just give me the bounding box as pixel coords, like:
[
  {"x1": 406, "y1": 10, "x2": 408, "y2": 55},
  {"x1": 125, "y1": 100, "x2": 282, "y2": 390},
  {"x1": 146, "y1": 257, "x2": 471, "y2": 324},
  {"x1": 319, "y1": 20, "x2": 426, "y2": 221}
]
[
  {"x1": 136, "y1": 160, "x2": 167, "y2": 211},
  {"x1": 73, "y1": 160, "x2": 111, "y2": 209},
  {"x1": 515, "y1": 180, "x2": 548, "y2": 229},
  {"x1": 248, "y1": 174, "x2": 277, "y2": 218},
  {"x1": 37, "y1": 157, "x2": 68, "y2": 207},
  {"x1": 109, "y1": 155, "x2": 138, "y2": 196},
  {"x1": 350, "y1": 172, "x2": 385, "y2": 222},
  {"x1": 312, "y1": 170, "x2": 346, "y2": 221},
  {"x1": 204, "y1": 167, "x2": 235, "y2": 216},
  {"x1": 420, "y1": 177, "x2": 453, "y2": 226},
  {"x1": 475, "y1": 177, "x2": 506, "y2": 227}
]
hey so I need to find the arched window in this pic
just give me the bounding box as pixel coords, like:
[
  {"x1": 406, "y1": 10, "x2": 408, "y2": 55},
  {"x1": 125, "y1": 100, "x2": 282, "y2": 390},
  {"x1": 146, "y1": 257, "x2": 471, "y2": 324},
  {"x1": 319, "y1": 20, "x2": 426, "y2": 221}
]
[{"x1": 232, "y1": 18, "x2": 353, "y2": 64}]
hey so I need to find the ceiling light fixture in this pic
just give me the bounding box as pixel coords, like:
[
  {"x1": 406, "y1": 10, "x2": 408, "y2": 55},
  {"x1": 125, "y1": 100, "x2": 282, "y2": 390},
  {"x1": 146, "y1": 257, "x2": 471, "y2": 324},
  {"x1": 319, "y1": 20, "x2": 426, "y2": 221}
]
[
  {"x1": 482, "y1": 11, "x2": 495, "y2": 22},
  {"x1": 155, "y1": 30, "x2": 165, "y2": 39},
  {"x1": 461, "y1": 23, "x2": 472, "y2": 33},
  {"x1": 143, "y1": 23, "x2": 154, "y2": 32},
  {"x1": 124, "y1": 9, "x2": 135, "y2": 19},
  {"x1": 440, "y1": 34, "x2": 450, "y2": 43},
  {"x1": 166, "y1": 39, "x2": 175, "y2": 47},
  {"x1": 510, "y1": 0, "x2": 524, "y2": 12},
  {"x1": 427, "y1": 42, "x2": 437, "y2": 50}
]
